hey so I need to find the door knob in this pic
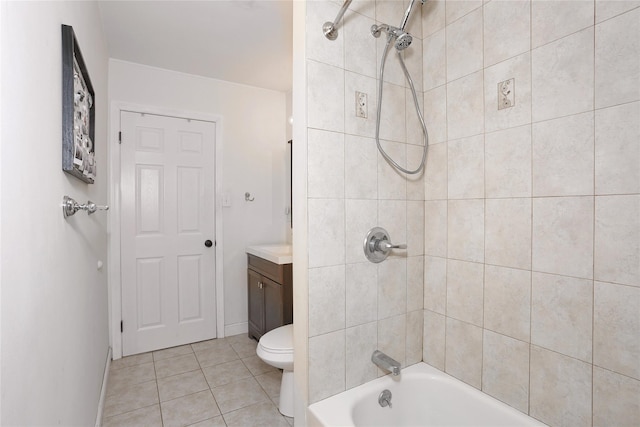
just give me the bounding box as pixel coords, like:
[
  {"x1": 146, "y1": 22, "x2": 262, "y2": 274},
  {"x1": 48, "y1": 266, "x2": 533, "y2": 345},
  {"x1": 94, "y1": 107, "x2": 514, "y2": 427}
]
[{"x1": 205, "y1": 240, "x2": 213, "y2": 248}]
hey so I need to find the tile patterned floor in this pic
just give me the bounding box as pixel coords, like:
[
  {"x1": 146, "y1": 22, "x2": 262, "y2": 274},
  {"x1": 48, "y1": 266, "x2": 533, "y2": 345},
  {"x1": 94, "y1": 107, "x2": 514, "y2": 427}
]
[{"x1": 102, "y1": 334, "x2": 293, "y2": 427}]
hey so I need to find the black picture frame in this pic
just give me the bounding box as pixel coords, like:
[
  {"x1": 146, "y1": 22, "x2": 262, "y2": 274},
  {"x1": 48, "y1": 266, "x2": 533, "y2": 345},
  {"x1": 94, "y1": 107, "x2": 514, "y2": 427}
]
[{"x1": 62, "y1": 24, "x2": 96, "y2": 184}]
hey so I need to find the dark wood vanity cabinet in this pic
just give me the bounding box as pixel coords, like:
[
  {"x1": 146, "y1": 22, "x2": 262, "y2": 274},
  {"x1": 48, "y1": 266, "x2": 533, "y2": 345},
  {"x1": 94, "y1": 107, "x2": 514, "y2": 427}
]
[{"x1": 247, "y1": 254, "x2": 292, "y2": 341}]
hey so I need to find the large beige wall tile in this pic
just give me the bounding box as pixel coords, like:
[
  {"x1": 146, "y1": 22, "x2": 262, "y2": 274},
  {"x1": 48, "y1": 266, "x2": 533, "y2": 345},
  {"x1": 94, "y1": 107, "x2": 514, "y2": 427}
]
[
  {"x1": 345, "y1": 71, "x2": 378, "y2": 138},
  {"x1": 446, "y1": 0, "x2": 482, "y2": 25},
  {"x1": 448, "y1": 135, "x2": 484, "y2": 199},
  {"x1": 424, "y1": 86, "x2": 448, "y2": 145},
  {"x1": 595, "y1": 0, "x2": 640, "y2": 22},
  {"x1": 378, "y1": 82, "x2": 407, "y2": 143},
  {"x1": 595, "y1": 101, "x2": 640, "y2": 195},
  {"x1": 346, "y1": 262, "x2": 378, "y2": 328},
  {"x1": 424, "y1": 142, "x2": 448, "y2": 200},
  {"x1": 308, "y1": 129, "x2": 345, "y2": 199},
  {"x1": 308, "y1": 198, "x2": 345, "y2": 268},
  {"x1": 530, "y1": 346, "x2": 592, "y2": 427},
  {"x1": 423, "y1": 309, "x2": 446, "y2": 370},
  {"x1": 407, "y1": 256, "x2": 424, "y2": 312},
  {"x1": 485, "y1": 198, "x2": 532, "y2": 270},
  {"x1": 531, "y1": 272, "x2": 593, "y2": 362},
  {"x1": 484, "y1": 52, "x2": 532, "y2": 133},
  {"x1": 482, "y1": 330, "x2": 530, "y2": 413},
  {"x1": 308, "y1": 60, "x2": 345, "y2": 133},
  {"x1": 423, "y1": 29, "x2": 446, "y2": 91},
  {"x1": 594, "y1": 281, "x2": 640, "y2": 380},
  {"x1": 595, "y1": 8, "x2": 640, "y2": 108},
  {"x1": 593, "y1": 366, "x2": 640, "y2": 427},
  {"x1": 306, "y1": 0, "x2": 345, "y2": 68},
  {"x1": 407, "y1": 145, "x2": 426, "y2": 200},
  {"x1": 309, "y1": 330, "x2": 346, "y2": 404},
  {"x1": 407, "y1": 201, "x2": 425, "y2": 257},
  {"x1": 446, "y1": 259, "x2": 484, "y2": 326},
  {"x1": 425, "y1": 200, "x2": 447, "y2": 257},
  {"x1": 424, "y1": 255, "x2": 447, "y2": 314},
  {"x1": 483, "y1": 0, "x2": 530, "y2": 67},
  {"x1": 343, "y1": 10, "x2": 376, "y2": 78},
  {"x1": 485, "y1": 125, "x2": 532, "y2": 198},
  {"x1": 447, "y1": 70, "x2": 485, "y2": 140},
  {"x1": 594, "y1": 195, "x2": 640, "y2": 287},
  {"x1": 484, "y1": 265, "x2": 531, "y2": 342},
  {"x1": 445, "y1": 318, "x2": 483, "y2": 389},
  {"x1": 345, "y1": 322, "x2": 378, "y2": 389},
  {"x1": 448, "y1": 199, "x2": 484, "y2": 263},
  {"x1": 309, "y1": 265, "x2": 346, "y2": 337},
  {"x1": 532, "y1": 28, "x2": 594, "y2": 122},
  {"x1": 531, "y1": 0, "x2": 594, "y2": 48},
  {"x1": 532, "y1": 112, "x2": 594, "y2": 197},
  {"x1": 406, "y1": 310, "x2": 424, "y2": 365},
  {"x1": 446, "y1": 8, "x2": 483, "y2": 82},
  {"x1": 378, "y1": 258, "x2": 407, "y2": 319},
  {"x1": 378, "y1": 140, "x2": 407, "y2": 199},
  {"x1": 532, "y1": 196, "x2": 594, "y2": 279},
  {"x1": 422, "y1": 0, "x2": 446, "y2": 37},
  {"x1": 345, "y1": 135, "x2": 378, "y2": 199}
]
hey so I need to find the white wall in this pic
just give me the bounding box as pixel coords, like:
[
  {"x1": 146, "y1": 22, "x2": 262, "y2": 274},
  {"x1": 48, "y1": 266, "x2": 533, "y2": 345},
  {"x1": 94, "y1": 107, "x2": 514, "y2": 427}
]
[
  {"x1": 108, "y1": 60, "x2": 288, "y2": 334},
  {"x1": 0, "y1": 1, "x2": 110, "y2": 425}
]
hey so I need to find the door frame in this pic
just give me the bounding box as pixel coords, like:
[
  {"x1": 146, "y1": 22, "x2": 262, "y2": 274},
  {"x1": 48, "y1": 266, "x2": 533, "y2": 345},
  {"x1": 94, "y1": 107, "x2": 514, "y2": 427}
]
[{"x1": 108, "y1": 101, "x2": 225, "y2": 360}]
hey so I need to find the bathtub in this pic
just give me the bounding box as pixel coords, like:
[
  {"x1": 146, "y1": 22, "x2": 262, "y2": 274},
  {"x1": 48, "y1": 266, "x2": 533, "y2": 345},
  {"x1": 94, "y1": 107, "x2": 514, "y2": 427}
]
[{"x1": 308, "y1": 362, "x2": 546, "y2": 426}]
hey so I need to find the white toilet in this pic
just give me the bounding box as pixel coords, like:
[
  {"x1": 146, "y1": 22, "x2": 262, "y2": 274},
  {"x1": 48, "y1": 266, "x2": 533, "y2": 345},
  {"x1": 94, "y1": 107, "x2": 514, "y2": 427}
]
[{"x1": 256, "y1": 324, "x2": 294, "y2": 417}]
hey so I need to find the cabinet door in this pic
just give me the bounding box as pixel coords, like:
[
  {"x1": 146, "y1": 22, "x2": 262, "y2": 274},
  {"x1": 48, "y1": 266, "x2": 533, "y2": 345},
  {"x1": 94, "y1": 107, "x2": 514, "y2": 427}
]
[
  {"x1": 248, "y1": 269, "x2": 265, "y2": 338},
  {"x1": 263, "y1": 276, "x2": 284, "y2": 334}
]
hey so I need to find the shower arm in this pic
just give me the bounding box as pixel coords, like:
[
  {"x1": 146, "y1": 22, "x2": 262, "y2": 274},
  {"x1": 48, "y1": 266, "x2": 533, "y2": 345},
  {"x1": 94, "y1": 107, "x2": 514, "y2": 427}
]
[
  {"x1": 323, "y1": 0, "x2": 353, "y2": 41},
  {"x1": 399, "y1": 0, "x2": 427, "y2": 30}
]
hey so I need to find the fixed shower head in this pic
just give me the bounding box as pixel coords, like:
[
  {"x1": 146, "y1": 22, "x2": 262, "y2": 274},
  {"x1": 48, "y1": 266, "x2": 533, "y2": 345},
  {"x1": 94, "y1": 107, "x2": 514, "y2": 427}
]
[{"x1": 394, "y1": 31, "x2": 413, "y2": 50}]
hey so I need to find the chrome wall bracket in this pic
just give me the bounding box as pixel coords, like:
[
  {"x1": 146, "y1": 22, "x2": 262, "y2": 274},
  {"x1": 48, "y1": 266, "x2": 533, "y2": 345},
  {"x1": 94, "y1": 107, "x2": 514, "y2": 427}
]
[
  {"x1": 62, "y1": 195, "x2": 109, "y2": 219},
  {"x1": 363, "y1": 227, "x2": 406, "y2": 263}
]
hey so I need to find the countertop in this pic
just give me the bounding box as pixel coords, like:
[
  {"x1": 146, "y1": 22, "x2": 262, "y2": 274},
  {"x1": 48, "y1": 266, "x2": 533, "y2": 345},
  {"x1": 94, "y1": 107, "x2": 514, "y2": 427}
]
[{"x1": 246, "y1": 244, "x2": 292, "y2": 265}]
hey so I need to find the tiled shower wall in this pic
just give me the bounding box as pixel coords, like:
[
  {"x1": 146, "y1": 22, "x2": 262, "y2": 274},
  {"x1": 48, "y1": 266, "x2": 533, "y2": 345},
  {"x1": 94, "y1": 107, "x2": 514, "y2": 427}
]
[
  {"x1": 304, "y1": 0, "x2": 427, "y2": 404},
  {"x1": 421, "y1": 1, "x2": 639, "y2": 426}
]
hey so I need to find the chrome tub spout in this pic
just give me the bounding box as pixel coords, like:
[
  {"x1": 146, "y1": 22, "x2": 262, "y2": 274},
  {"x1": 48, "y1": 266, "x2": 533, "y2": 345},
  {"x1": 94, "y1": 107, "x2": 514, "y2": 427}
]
[{"x1": 372, "y1": 350, "x2": 401, "y2": 376}]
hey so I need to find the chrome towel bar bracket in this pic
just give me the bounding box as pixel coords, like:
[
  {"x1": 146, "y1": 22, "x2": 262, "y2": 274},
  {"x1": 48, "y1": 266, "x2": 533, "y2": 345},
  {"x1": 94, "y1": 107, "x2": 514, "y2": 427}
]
[{"x1": 62, "y1": 195, "x2": 109, "y2": 219}]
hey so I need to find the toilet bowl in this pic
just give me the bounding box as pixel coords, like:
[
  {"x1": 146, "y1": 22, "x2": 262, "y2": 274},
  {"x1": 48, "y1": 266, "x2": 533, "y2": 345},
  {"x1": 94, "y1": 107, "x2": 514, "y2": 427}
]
[{"x1": 256, "y1": 324, "x2": 294, "y2": 417}]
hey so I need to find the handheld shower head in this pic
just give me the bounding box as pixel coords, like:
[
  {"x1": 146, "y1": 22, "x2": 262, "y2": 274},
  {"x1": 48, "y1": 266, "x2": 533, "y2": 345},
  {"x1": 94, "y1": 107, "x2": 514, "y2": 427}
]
[{"x1": 394, "y1": 31, "x2": 412, "y2": 50}]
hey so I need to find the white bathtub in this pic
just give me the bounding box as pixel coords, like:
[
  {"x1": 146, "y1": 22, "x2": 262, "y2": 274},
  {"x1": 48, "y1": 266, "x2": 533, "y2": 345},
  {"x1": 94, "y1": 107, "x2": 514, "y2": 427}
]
[{"x1": 308, "y1": 362, "x2": 546, "y2": 427}]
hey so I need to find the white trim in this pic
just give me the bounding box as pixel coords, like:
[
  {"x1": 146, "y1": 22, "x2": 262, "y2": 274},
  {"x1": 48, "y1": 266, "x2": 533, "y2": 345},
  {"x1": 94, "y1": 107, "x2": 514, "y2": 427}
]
[
  {"x1": 224, "y1": 322, "x2": 248, "y2": 338},
  {"x1": 108, "y1": 101, "x2": 225, "y2": 358},
  {"x1": 95, "y1": 347, "x2": 112, "y2": 427}
]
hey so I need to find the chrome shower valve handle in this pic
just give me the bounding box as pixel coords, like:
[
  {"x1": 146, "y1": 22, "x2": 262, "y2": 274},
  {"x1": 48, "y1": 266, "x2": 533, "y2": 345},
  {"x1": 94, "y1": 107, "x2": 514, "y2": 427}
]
[{"x1": 363, "y1": 227, "x2": 407, "y2": 263}]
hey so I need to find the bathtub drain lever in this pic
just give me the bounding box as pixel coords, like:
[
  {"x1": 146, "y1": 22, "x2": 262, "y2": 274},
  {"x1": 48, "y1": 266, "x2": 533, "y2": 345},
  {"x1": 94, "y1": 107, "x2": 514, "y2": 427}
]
[{"x1": 378, "y1": 389, "x2": 392, "y2": 408}]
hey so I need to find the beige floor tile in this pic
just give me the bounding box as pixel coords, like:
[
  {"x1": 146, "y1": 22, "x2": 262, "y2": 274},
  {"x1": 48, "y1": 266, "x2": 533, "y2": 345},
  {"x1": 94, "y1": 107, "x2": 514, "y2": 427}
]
[
  {"x1": 241, "y1": 355, "x2": 277, "y2": 376},
  {"x1": 187, "y1": 415, "x2": 227, "y2": 427},
  {"x1": 153, "y1": 344, "x2": 194, "y2": 361},
  {"x1": 155, "y1": 353, "x2": 200, "y2": 378},
  {"x1": 161, "y1": 390, "x2": 221, "y2": 427},
  {"x1": 227, "y1": 334, "x2": 258, "y2": 358},
  {"x1": 103, "y1": 380, "x2": 159, "y2": 418},
  {"x1": 196, "y1": 344, "x2": 239, "y2": 368},
  {"x1": 203, "y1": 360, "x2": 252, "y2": 388},
  {"x1": 192, "y1": 338, "x2": 231, "y2": 353},
  {"x1": 222, "y1": 402, "x2": 289, "y2": 427},
  {"x1": 107, "y1": 362, "x2": 156, "y2": 397},
  {"x1": 102, "y1": 404, "x2": 162, "y2": 427},
  {"x1": 110, "y1": 352, "x2": 153, "y2": 371},
  {"x1": 254, "y1": 371, "x2": 282, "y2": 400},
  {"x1": 211, "y1": 377, "x2": 270, "y2": 414},
  {"x1": 157, "y1": 369, "x2": 209, "y2": 402}
]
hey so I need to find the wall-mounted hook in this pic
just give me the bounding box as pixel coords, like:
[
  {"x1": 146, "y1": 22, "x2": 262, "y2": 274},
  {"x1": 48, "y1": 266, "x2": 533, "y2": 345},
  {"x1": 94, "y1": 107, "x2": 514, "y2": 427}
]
[{"x1": 245, "y1": 192, "x2": 255, "y2": 202}]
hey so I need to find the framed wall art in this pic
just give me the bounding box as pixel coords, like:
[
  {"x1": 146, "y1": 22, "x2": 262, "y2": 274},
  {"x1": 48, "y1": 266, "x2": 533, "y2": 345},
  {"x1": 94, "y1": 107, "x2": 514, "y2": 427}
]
[{"x1": 61, "y1": 24, "x2": 96, "y2": 184}]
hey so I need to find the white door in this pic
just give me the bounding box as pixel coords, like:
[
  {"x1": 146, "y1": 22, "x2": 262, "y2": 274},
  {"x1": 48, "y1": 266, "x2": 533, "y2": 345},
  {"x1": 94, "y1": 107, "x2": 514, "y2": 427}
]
[{"x1": 120, "y1": 111, "x2": 217, "y2": 356}]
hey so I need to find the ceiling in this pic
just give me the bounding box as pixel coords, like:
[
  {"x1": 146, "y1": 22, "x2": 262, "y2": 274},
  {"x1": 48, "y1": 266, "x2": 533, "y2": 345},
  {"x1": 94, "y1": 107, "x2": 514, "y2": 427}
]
[{"x1": 98, "y1": 0, "x2": 293, "y2": 92}]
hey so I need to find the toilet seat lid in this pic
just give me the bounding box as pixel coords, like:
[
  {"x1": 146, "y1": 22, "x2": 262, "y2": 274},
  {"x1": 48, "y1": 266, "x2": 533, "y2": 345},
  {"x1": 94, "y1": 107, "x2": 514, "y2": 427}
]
[{"x1": 259, "y1": 324, "x2": 293, "y2": 353}]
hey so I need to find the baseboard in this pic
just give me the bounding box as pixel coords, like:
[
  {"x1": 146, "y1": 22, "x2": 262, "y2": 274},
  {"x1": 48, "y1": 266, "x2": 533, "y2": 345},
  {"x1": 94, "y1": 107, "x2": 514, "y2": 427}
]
[
  {"x1": 225, "y1": 322, "x2": 248, "y2": 337},
  {"x1": 95, "y1": 347, "x2": 112, "y2": 427}
]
